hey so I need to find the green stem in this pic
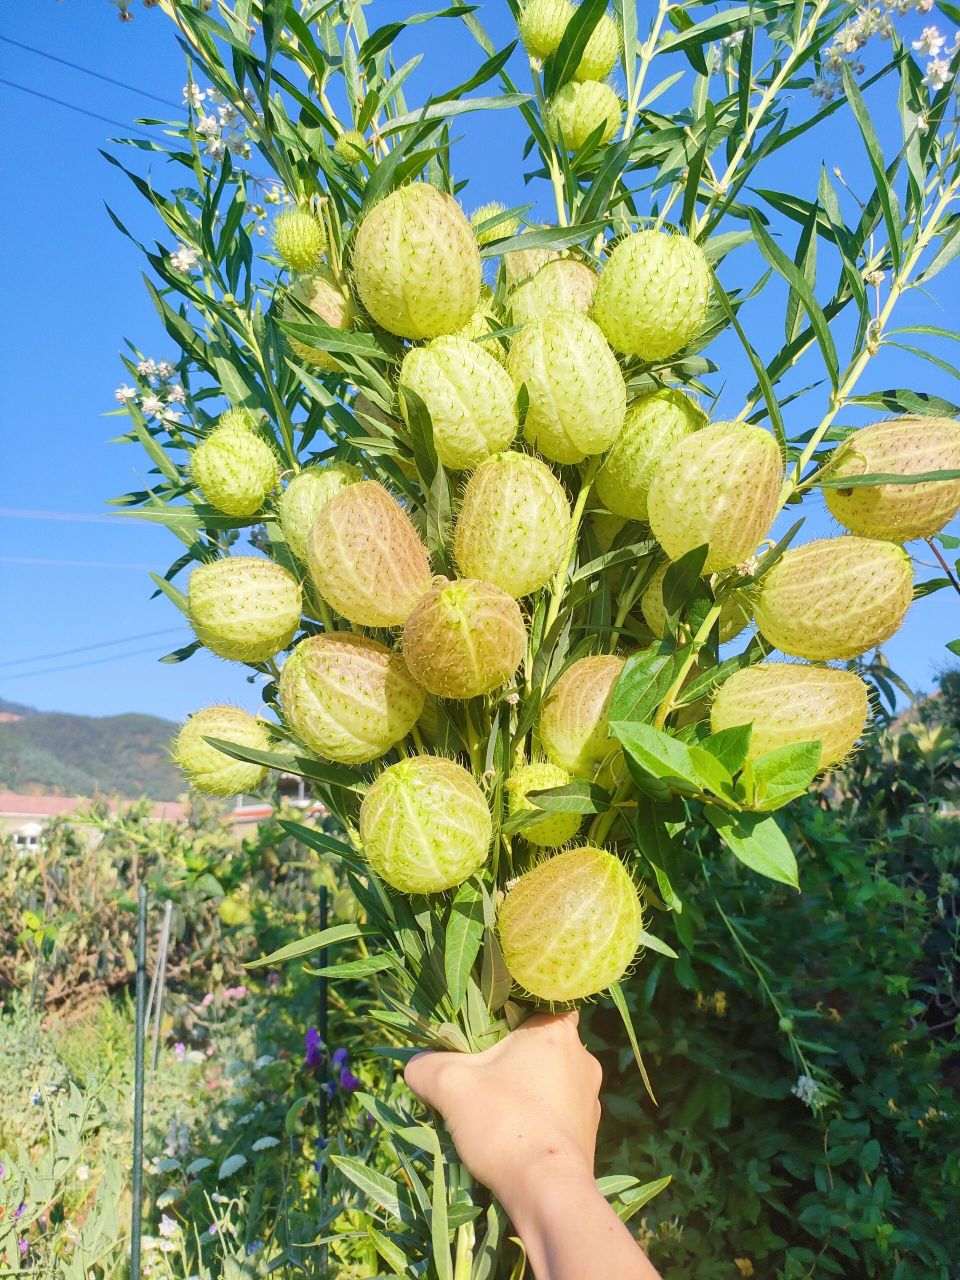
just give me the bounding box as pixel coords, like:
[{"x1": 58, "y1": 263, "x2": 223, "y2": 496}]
[
  {"x1": 541, "y1": 458, "x2": 600, "y2": 644},
  {"x1": 652, "y1": 603, "x2": 721, "y2": 729},
  {"x1": 621, "y1": 0, "x2": 670, "y2": 141}
]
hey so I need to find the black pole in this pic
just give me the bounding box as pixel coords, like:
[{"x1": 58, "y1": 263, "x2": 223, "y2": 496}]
[
  {"x1": 318, "y1": 883, "x2": 329, "y2": 1172},
  {"x1": 131, "y1": 884, "x2": 147, "y2": 1280}
]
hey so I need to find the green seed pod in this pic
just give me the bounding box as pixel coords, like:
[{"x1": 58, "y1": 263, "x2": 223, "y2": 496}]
[
  {"x1": 360, "y1": 755, "x2": 492, "y2": 893},
  {"x1": 507, "y1": 762, "x2": 582, "y2": 847},
  {"x1": 353, "y1": 184, "x2": 481, "y2": 339},
  {"x1": 470, "y1": 203, "x2": 521, "y2": 246},
  {"x1": 191, "y1": 422, "x2": 279, "y2": 518},
  {"x1": 398, "y1": 335, "x2": 518, "y2": 470},
  {"x1": 273, "y1": 208, "x2": 327, "y2": 274},
  {"x1": 589, "y1": 511, "x2": 629, "y2": 553},
  {"x1": 188, "y1": 557, "x2": 302, "y2": 663},
  {"x1": 572, "y1": 13, "x2": 621, "y2": 81},
  {"x1": 824, "y1": 417, "x2": 960, "y2": 542},
  {"x1": 647, "y1": 423, "x2": 782, "y2": 573},
  {"x1": 499, "y1": 846, "x2": 641, "y2": 1001},
  {"x1": 507, "y1": 312, "x2": 626, "y2": 464},
  {"x1": 308, "y1": 481, "x2": 432, "y2": 628},
  {"x1": 593, "y1": 230, "x2": 711, "y2": 360},
  {"x1": 171, "y1": 705, "x2": 273, "y2": 796},
  {"x1": 279, "y1": 463, "x2": 363, "y2": 563},
  {"x1": 335, "y1": 129, "x2": 368, "y2": 162},
  {"x1": 710, "y1": 664, "x2": 869, "y2": 768},
  {"x1": 595, "y1": 389, "x2": 705, "y2": 520},
  {"x1": 454, "y1": 286, "x2": 507, "y2": 363},
  {"x1": 454, "y1": 451, "x2": 571, "y2": 598},
  {"x1": 518, "y1": 0, "x2": 575, "y2": 58},
  {"x1": 218, "y1": 407, "x2": 258, "y2": 432},
  {"x1": 641, "y1": 561, "x2": 752, "y2": 643},
  {"x1": 509, "y1": 259, "x2": 598, "y2": 326},
  {"x1": 279, "y1": 633, "x2": 424, "y2": 765},
  {"x1": 283, "y1": 267, "x2": 357, "y2": 372},
  {"x1": 539, "y1": 654, "x2": 625, "y2": 779},
  {"x1": 504, "y1": 244, "x2": 560, "y2": 290},
  {"x1": 403, "y1": 578, "x2": 526, "y2": 699},
  {"x1": 547, "y1": 80, "x2": 621, "y2": 151},
  {"x1": 754, "y1": 537, "x2": 913, "y2": 661}
]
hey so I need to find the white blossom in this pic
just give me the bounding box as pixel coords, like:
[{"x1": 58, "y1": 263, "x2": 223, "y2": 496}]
[
  {"x1": 137, "y1": 358, "x2": 157, "y2": 377},
  {"x1": 811, "y1": 77, "x2": 837, "y2": 102},
  {"x1": 791, "y1": 1074, "x2": 825, "y2": 1108},
  {"x1": 160, "y1": 408, "x2": 184, "y2": 425},
  {"x1": 115, "y1": 384, "x2": 137, "y2": 403},
  {"x1": 156, "y1": 360, "x2": 176, "y2": 380},
  {"x1": 913, "y1": 25, "x2": 946, "y2": 56},
  {"x1": 923, "y1": 57, "x2": 952, "y2": 90},
  {"x1": 217, "y1": 103, "x2": 239, "y2": 127},
  {"x1": 167, "y1": 384, "x2": 187, "y2": 404},
  {"x1": 141, "y1": 395, "x2": 165, "y2": 416},
  {"x1": 196, "y1": 112, "x2": 220, "y2": 137},
  {"x1": 182, "y1": 84, "x2": 205, "y2": 109},
  {"x1": 915, "y1": 0, "x2": 934, "y2": 12},
  {"x1": 76, "y1": 1163, "x2": 91, "y2": 1181},
  {"x1": 205, "y1": 136, "x2": 227, "y2": 161},
  {"x1": 169, "y1": 244, "x2": 199, "y2": 274},
  {"x1": 158, "y1": 1215, "x2": 180, "y2": 1240}
]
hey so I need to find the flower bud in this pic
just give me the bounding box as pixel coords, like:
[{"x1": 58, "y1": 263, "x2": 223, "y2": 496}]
[
  {"x1": 308, "y1": 481, "x2": 432, "y2": 628},
  {"x1": 454, "y1": 285, "x2": 507, "y2": 363},
  {"x1": 470, "y1": 203, "x2": 521, "y2": 246},
  {"x1": 754, "y1": 537, "x2": 913, "y2": 661},
  {"x1": 360, "y1": 755, "x2": 492, "y2": 893},
  {"x1": 824, "y1": 416, "x2": 960, "y2": 541},
  {"x1": 647, "y1": 423, "x2": 782, "y2": 572},
  {"x1": 499, "y1": 846, "x2": 641, "y2": 1000},
  {"x1": 398, "y1": 335, "x2": 518, "y2": 470},
  {"x1": 518, "y1": 0, "x2": 574, "y2": 59},
  {"x1": 595, "y1": 389, "x2": 705, "y2": 520},
  {"x1": 507, "y1": 762, "x2": 582, "y2": 847},
  {"x1": 509, "y1": 258, "x2": 598, "y2": 326},
  {"x1": 279, "y1": 633, "x2": 424, "y2": 764},
  {"x1": 640, "y1": 561, "x2": 752, "y2": 643},
  {"x1": 710, "y1": 664, "x2": 869, "y2": 768},
  {"x1": 454, "y1": 451, "x2": 571, "y2": 597},
  {"x1": 188, "y1": 557, "x2": 302, "y2": 663},
  {"x1": 171, "y1": 705, "x2": 273, "y2": 796},
  {"x1": 283, "y1": 267, "x2": 357, "y2": 372},
  {"x1": 547, "y1": 80, "x2": 621, "y2": 150},
  {"x1": 352, "y1": 183, "x2": 481, "y2": 339},
  {"x1": 191, "y1": 421, "x2": 279, "y2": 518},
  {"x1": 572, "y1": 13, "x2": 621, "y2": 81},
  {"x1": 279, "y1": 462, "x2": 362, "y2": 563},
  {"x1": 539, "y1": 654, "x2": 625, "y2": 779},
  {"x1": 273, "y1": 208, "x2": 327, "y2": 274},
  {"x1": 507, "y1": 312, "x2": 626, "y2": 463},
  {"x1": 594, "y1": 230, "x2": 711, "y2": 360},
  {"x1": 403, "y1": 578, "x2": 526, "y2": 699},
  {"x1": 335, "y1": 129, "x2": 368, "y2": 162}
]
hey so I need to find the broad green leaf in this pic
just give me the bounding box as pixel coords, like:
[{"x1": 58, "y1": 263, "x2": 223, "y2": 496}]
[
  {"x1": 616, "y1": 1175, "x2": 673, "y2": 1222},
  {"x1": 609, "y1": 645, "x2": 692, "y2": 725},
  {"x1": 662, "y1": 545, "x2": 709, "y2": 618},
  {"x1": 444, "y1": 881, "x2": 485, "y2": 1011},
  {"x1": 399, "y1": 385, "x2": 439, "y2": 488},
  {"x1": 526, "y1": 780, "x2": 610, "y2": 814},
  {"x1": 946, "y1": 639, "x2": 960, "y2": 657},
  {"x1": 247, "y1": 922, "x2": 376, "y2": 968},
  {"x1": 701, "y1": 725, "x2": 752, "y2": 776},
  {"x1": 740, "y1": 740, "x2": 820, "y2": 812},
  {"x1": 705, "y1": 805, "x2": 799, "y2": 889},
  {"x1": 611, "y1": 722, "x2": 735, "y2": 802},
  {"x1": 480, "y1": 928, "x2": 513, "y2": 1012},
  {"x1": 330, "y1": 1155, "x2": 418, "y2": 1224}
]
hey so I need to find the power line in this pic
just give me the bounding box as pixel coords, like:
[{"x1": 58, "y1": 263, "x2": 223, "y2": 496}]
[
  {"x1": 0, "y1": 78, "x2": 157, "y2": 140},
  {"x1": 0, "y1": 556, "x2": 158, "y2": 570},
  {"x1": 0, "y1": 35, "x2": 181, "y2": 110},
  {"x1": 0, "y1": 629, "x2": 186, "y2": 671},
  {"x1": 0, "y1": 643, "x2": 184, "y2": 684}
]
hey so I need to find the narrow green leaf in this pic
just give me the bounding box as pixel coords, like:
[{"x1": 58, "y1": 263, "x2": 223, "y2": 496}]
[
  {"x1": 444, "y1": 881, "x2": 485, "y2": 1012},
  {"x1": 330, "y1": 1155, "x2": 417, "y2": 1224},
  {"x1": 841, "y1": 64, "x2": 902, "y2": 270},
  {"x1": 817, "y1": 468, "x2": 960, "y2": 489},
  {"x1": 638, "y1": 929, "x2": 678, "y2": 959},
  {"x1": 609, "y1": 981, "x2": 657, "y2": 1105},
  {"x1": 247, "y1": 922, "x2": 375, "y2": 968},
  {"x1": 203, "y1": 737, "x2": 364, "y2": 791},
  {"x1": 543, "y1": 0, "x2": 607, "y2": 96}
]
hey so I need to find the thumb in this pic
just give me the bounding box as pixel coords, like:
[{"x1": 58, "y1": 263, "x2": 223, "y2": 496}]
[{"x1": 404, "y1": 1050, "x2": 458, "y2": 1112}]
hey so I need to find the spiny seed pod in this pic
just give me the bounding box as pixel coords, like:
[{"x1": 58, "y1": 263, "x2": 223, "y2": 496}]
[
  {"x1": 647, "y1": 423, "x2": 782, "y2": 573},
  {"x1": 507, "y1": 762, "x2": 582, "y2": 848},
  {"x1": 589, "y1": 511, "x2": 630, "y2": 553},
  {"x1": 273, "y1": 208, "x2": 326, "y2": 274},
  {"x1": 218, "y1": 406, "x2": 258, "y2": 432},
  {"x1": 188, "y1": 557, "x2": 302, "y2": 663},
  {"x1": 573, "y1": 13, "x2": 621, "y2": 81},
  {"x1": 507, "y1": 312, "x2": 626, "y2": 464},
  {"x1": 539, "y1": 654, "x2": 625, "y2": 779},
  {"x1": 279, "y1": 463, "x2": 362, "y2": 563},
  {"x1": 171, "y1": 705, "x2": 273, "y2": 796},
  {"x1": 283, "y1": 267, "x2": 357, "y2": 372},
  {"x1": 454, "y1": 286, "x2": 506, "y2": 363},
  {"x1": 499, "y1": 846, "x2": 641, "y2": 1001},
  {"x1": 352, "y1": 184, "x2": 481, "y2": 339},
  {"x1": 640, "y1": 562, "x2": 752, "y2": 643},
  {"x1": 335, "y1": 129, "x2": 368, "y2": 162},
  {"x1": 547, "y1": 80, "x2": 621, "y2": 151},
  {"x1": 504, "y1": 244, "x2": 560, "y2": 290},
  {"x1": 595, "y1": 389, "x2": 705, "y2": 520},
  {"x1": 398, "y1": 336, "x2": 518, "y2": 470},
  {"x1": 754, "y1": 537, "x2": 913, "y2": 661},
  {"x1": 359, "y1": 755, "x2": 492, "y2": 893},
  {"x1": 509, "y1": 258, "x2": 598, "y2": 326},
  {"x1": 454, "y1": 451, "x2": 571, "y2": 598},
  {"x1": 593, "y1": 230, "x2": 711, "y2": 360},
  {"x1": 824, "y1": 417, "x2": 960, "y2": 542},
  {"x1": 518, "y1": 0, "x2": 574, "y2": 59},
  {"x1": 711, "y1": 664, "x2": 869, "y2": 768},
  {"x1": 470, "y1": 203, "x2": 521, "y2": 246},
  {"x1": 308, "y1": 481, "x2": 431, "y2": 628},
  {"x1": 403, "y1": 578, "x2": 526, "y2": 699},
  {"x1": 279, "y1": 633, "x2": 423, "y2": 765},
  {"x1": 191, "y1": 422, "x2": 278, "y2": 518}
]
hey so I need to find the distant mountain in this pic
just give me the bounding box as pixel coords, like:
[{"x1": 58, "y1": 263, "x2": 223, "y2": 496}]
[{"x1": 0, "y1": 701, "x2": 182, "y2": 801}]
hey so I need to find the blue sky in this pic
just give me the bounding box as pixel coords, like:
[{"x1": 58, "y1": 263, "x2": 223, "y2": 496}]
[{"x1": 1, "y1": 1, "x2": 957, "y2": 724}]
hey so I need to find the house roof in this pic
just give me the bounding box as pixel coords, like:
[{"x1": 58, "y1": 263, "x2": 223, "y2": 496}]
[{"x1": 0, "y1": 793, "x2": 188, "y2": 822}]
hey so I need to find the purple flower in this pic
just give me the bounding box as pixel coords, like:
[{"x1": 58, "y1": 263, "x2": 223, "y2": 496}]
[
  {"x1": 339, "y1": 1067, "x2": 361, "y2": 1093},
  {"x1": 304, "y1": 1027, "x2": 323, "y2": 1070},
  {"x1": 0, "y1": 1160, "x2": 5, "y2": 1178},
  {"x1": 14, "y1": 1202, "x2": 26, "y2": 1221},
  {"x1": 331, "y1": 1046, "x2": 349, "y2": 1070},
  {"x1": 246, "y1": 1240, "x2": 264, "y2": 1256},
  {"x1": 18, "y1": 1240, "x2": 29, "y2": 1257}
]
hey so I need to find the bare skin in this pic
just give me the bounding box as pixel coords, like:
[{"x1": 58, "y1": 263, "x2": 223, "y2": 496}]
[{"x1": 405, "y1": 1011, "x2": 663, "y2": 1280}]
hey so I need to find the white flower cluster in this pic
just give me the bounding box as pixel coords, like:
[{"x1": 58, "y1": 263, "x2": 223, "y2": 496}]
[
  {"x1": 791, "y1": 1073, "x2": 827, "y2": 1109},
  {"x1": 115, "y1": 356, "x2": 187, "y2": 424},
  {"x1": 812, "y1": 2, "x2": 958, "y2": 101},
  {"x1": 182, "y1": 83, "x2": 256, "y2": 163}
]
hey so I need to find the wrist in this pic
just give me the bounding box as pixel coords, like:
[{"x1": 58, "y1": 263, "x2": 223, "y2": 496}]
[{"x1": 494, "y1": 1147, "x2": 597, "y2": 1227}]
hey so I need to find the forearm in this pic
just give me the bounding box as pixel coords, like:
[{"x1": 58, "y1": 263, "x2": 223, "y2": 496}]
[{"x1": 498, "y1": 1157, "x2": 663, "y2": 1280}]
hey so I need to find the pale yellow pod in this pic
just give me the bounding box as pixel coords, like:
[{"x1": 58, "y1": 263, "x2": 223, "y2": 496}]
[
  {"x1": 506, "y1": 762, "x2": 582, "y2": 848},
  {"x1": 403, "y1": 578, "x2": 526, "y2": 699},
  {"x1": 283, "y1": 267, "x2": 357, "y2": 372},
  {"x1": 547, "y1": 80, "x2": 621, "y2": 151},
  {"x1": 595, "y1": 389, "x2": 705, "y2": 521},
  {"x1": 172, "y1": 705, "x2": 273, "y2": 796},
  {"x1": 279, "y1": 463, "x2": 362, "y2": 563},
  {"x1": 538, "y1": 654, "x2": 625, "y2": 779},
  {"x1": 188, "y1": 557, "x2": 302, "y2": 664},
  {"x1": 509, "y1": 259, "x2": 598, "y2": 326},
  {"x1": 191, "y1": 423, "x2": 279, "y2": 518}
]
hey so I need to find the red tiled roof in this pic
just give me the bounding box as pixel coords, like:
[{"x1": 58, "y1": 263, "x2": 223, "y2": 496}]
[{"x1": 0, "y1": 793, "x2": 188, "y2": 822}]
